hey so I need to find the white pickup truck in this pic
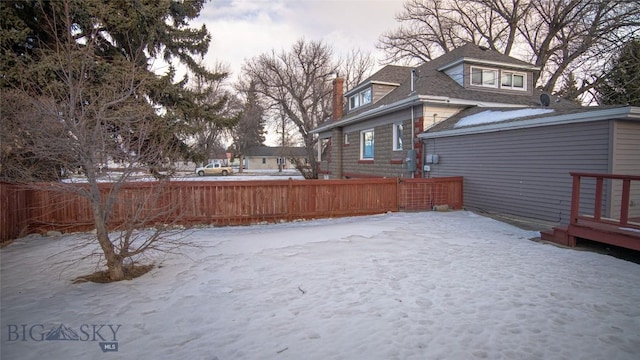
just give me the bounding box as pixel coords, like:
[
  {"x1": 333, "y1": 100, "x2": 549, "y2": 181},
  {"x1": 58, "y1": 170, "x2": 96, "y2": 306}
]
[{"x1": 195, "y1": 163, "x2": 233, "y2": 176}]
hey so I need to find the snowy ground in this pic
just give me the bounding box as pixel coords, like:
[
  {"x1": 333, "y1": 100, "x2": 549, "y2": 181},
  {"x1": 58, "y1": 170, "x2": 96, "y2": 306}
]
[
  {"x1": 1, "y1": 211, "x2": 640, "y2": 360},
  {"x1": 65, "y1": 169, "x2": 306, "y2": 183}
]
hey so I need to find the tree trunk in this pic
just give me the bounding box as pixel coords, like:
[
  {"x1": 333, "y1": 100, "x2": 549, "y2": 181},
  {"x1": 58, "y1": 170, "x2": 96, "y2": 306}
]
[
  {"x1": 106, "y1": 254, "x2": 125, "y2": 281},
  {"x1": 92, "y1": 203, "x2": 125, "y2": 281}
]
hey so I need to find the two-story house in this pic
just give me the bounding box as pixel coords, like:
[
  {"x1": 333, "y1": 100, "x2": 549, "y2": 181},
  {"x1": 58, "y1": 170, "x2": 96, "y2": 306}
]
[
  {"x1": 312, "y1": 43, "x2": 640, "y2": 225},
  {"x1": 312, "y1": 43, "x2": 577, "y2": 179}
]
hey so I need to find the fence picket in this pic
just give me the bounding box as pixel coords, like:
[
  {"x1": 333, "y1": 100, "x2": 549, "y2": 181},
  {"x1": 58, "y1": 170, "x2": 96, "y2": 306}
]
[{"x1": 1, "y1": 177, "x2": 463, "y2": 242}]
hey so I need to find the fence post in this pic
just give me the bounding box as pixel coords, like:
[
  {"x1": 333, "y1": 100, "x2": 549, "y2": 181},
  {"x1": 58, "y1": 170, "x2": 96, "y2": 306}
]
[
  {"x1": 288, "y1": 178, "x2": 294, "y2": 221},
  {"x1": 396, "y1": 178, "x2": 402, "y2": 212}
]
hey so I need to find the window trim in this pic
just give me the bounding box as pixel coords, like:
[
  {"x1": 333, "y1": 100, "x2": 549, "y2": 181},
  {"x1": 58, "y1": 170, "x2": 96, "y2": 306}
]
[
  {"x1": 349, "y1": 94, "x2": 359, "y2": 109},
  {"x1": 360, "y1": 129, "x2": 374, "y2": 160},
  {"x1": 360, "y1": 88, "x2": 372, "y2": 106},
  {"x1": 344, "y1": 133, "x2": 350, "y2": 145},
  {"x1": 392, "y1": 122, "x2": 403, "y2": 151},
  {"x1": 349, "y1": 87, "x2": 373, "y2": 110},
  {"x1": 470, "y1": 66, "x2": 499, "y2": 88},
  {"x1": 501, "y1": 71, "x2": 527, "y2": 90}
]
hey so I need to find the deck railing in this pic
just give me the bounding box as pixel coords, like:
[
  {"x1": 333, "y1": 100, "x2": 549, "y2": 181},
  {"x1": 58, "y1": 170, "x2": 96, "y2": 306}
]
[
  {"x1": 570, "y1": 172, "x2": 640, "y2": 228},
  {"x1": 567, "y1": 172, "x2": 640, "y2": 250}
]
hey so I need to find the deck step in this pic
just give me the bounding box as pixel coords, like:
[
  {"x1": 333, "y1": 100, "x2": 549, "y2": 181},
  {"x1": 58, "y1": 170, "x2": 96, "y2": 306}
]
[{"x1": 540, "y1": 225, "x2": 572, "y2": 247}]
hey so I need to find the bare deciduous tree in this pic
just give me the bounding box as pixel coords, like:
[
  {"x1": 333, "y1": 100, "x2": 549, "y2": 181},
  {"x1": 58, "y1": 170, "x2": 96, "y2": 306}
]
[
  {"x1": 341, "y1": 48, "x2": 376, "y2": 91},
  {"x1": 378, "y1": 0, "x2": 640, "y2": 97},
  {"x1": 0, "y1": 0, "x2": 210, "y2": 281},
  {"x1": 242, "y1": 39, "x2": 339, "y2": 179}
]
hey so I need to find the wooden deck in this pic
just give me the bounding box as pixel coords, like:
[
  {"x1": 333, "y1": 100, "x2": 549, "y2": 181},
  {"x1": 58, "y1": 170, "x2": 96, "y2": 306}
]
[{"x1": 541, "y1": 173, "x2": 640, "y2": 251}]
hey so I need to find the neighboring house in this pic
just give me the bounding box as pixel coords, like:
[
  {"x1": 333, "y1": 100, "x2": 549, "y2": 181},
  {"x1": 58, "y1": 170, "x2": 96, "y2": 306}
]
[
  {"x1": 243, "y1": 146, "x2": 308, "y2": 171},
  {"x1": 312, "y1": 43, "x2": 578, "y2": 179},
  {"x1": 420, "y1": 106, "x2": 640, "y2": 224}
]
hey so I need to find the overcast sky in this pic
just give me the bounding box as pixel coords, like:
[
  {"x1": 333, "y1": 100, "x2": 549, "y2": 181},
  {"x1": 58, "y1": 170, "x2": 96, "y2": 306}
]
[{"x1": 195, "y1": 0, "x2": 406, "y2": 81}]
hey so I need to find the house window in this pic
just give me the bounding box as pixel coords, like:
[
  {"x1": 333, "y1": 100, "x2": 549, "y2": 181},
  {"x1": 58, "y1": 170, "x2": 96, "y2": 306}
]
[
  {"x1": 262, "y1": 158, "x2": 266, "y2": 164},
  {"x1": 361, "y1": 129, "x2": 374, "y2": 159},
  {"x1": 393, "y1": 122, "x2": 403, "y2": 151},
  {"x1": 349, "y1": 87, "x2": 373, "y2": 110},
  {"x1": 344, "y1": 133, "x2": 350, "y2": 145},
  {"x1": 319, "y1": 138, "x2": 330, "y2": 161},
  {"x1": 501, "y1": 71, "x2": 526, "y2": 90},
  {"x1": 360, "y1": 88, "x2": 372, "y2": 105},
  {"x1": 349, "y1": 94, "x2": 359, "y2": 109},
  {"x1": 471, "y1": 67, "x2": 498, "y2": 88}
]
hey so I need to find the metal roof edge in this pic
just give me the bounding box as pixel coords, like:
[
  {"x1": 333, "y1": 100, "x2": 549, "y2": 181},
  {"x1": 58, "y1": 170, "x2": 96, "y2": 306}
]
[
  {"x1": 311, "y1": 95, "x2": 421, "y2": 134},
  {"x1": 420, "y1": 95, "x2": 528, "y2": 108},
  {"x1": 344, "y1": 80, "x2": 372, "y2": 97},
  {"x1": 418, "y1": 106, "x2": 637, "y2": 139},
  {"x1": 345, "y1": 80, "x2": 402, "y2": 97},
  {"x1": 311, "y1": 96, "x2": 531, "y2": 135}
]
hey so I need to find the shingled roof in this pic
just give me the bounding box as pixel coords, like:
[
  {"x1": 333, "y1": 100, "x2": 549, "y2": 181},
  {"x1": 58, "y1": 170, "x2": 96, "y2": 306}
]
[
  {"x1": 345, "y1": 64, "x2": 412, "y2": 96},
  {"x1": 312, "y1": 43, "x2": 581, "y2": 135},
  {"x1": 377, "y1": 43, "x2": 575, "y2": 108},
  {"x1": 419, "y1": 105, "x2": 639, "y2": 139}
]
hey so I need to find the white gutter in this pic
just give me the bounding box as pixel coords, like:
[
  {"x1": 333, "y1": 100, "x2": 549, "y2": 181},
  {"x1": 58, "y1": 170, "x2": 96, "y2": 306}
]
[
  {"x1": 311, "y1": 95, "x2": 529, "y2": 134},
  {"x1": 419, "y1": 106, "x2": 640, "y2": 139},
  {"x1": 311, "y1": 95, "x2": 422, "y2": 134},
  {"x1": 418, "y1": 95, "x2": 527, "y2": 108}
]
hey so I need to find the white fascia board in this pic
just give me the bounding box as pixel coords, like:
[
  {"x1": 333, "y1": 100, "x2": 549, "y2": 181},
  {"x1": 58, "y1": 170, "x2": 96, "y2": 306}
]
[
  {"x1": 419, "y1": 95, "x2": 527, "y2": 108},
  {"x1": 438, "y1": 57, "x2": 540, "y2": 72},
  {"x1": 311, "y1": 95, "x2": 422, "y2": 134},
  {"x1": 419, "y1": 106, "x2": 639, "y2": 139},
  {"x1": 310, "y1": 95, "x2": 529, "y2": 134},
  {"x1": 344, "y1": 80, "x2": 401, "y2": 97},
  {"x1": 344, "y1": 81, "x2": 372, "y2": 97}
]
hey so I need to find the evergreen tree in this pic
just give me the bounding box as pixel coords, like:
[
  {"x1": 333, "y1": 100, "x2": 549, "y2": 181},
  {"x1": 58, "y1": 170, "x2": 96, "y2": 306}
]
[
  {"x1": 556, "y1": 72, "x2": 581, "y2": 104},
  {"x1": 0, "y1": 0, "x2": 224, "y2": 178},
  {"x1": 596, "y1": 38, "x2": 640, "y2": 106},
  {"x1": 232, "y1": 81, "x2": 266, "y2": 172}
]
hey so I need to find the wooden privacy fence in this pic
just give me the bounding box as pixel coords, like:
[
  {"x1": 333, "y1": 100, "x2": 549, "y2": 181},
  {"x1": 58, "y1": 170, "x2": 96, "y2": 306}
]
[{"x1": 0, "y1": 177, "x2": 463, "y2": 242}]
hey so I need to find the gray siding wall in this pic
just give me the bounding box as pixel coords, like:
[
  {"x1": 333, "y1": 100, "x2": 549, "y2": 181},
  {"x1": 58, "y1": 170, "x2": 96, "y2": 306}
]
[
  {"x1": 343, "y1": 118, "x2": 413, "y2": 178},
  {"x1": 610, "y1": 120, "x2": 640, "y2": 219},
  {"x1": 372, "y1": 84, "x2": 397, "y2": 103},
  {"x1": 424, "y1": 121, "x2": 611, "y2": 224},
  {"x1": 463, "y1": 63, "x2": 534, "y2": 96}
]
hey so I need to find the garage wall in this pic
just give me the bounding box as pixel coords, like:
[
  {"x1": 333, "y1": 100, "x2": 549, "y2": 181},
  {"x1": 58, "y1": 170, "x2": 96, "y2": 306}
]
[
  {"x1": 610, "y1": 120, "x2": 640, "y2": 219},
  {"x1": 424, "y1": 121, "x2": 611, "y2": 224}
]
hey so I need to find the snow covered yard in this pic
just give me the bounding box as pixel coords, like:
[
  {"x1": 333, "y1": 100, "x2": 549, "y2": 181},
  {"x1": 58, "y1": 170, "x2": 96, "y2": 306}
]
[{"x1": 2, "y1": 211, "x2": 639, "y2": 359}]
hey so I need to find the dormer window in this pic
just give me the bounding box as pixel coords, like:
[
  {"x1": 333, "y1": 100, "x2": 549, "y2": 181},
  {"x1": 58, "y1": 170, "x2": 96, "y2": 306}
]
[
  {"x1": 349, "y1": 87, "x2": 372, "y2": 110},
  {"x1": 471, "y1": 67, "x2": 498, "y2": 88},
  {"x1": 471, "y1": 66, "x2": 527, "y2": 91},
  {"x1": 501, "y1": 71, "x2": 526, "y2": 90}
]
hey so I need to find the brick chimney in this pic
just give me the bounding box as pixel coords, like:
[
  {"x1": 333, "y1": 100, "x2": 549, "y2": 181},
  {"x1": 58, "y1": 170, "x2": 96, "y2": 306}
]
[{"x1": 331, "y1": 77, "x2": 344, "y2": 121}]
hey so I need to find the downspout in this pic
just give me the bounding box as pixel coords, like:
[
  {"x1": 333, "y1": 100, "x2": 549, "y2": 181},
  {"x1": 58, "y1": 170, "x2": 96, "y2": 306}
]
[
  {"x1": 410, "y1": 69, "x2": 417, "y2": 178},
  {"x1": 411, "y1": 105, "x2": 415, "y2": 179}
]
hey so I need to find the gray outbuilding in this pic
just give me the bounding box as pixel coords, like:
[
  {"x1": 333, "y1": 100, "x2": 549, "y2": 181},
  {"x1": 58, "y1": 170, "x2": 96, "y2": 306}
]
[{"x1": 419, "y1": 106, "x2": 640, "y2": 225}]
